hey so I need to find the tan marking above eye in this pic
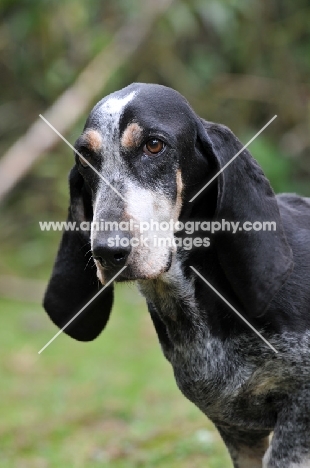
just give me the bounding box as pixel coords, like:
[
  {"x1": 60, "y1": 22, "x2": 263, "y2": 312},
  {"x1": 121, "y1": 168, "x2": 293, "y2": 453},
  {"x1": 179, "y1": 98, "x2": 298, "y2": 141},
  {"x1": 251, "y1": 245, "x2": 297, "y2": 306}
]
[
  {"x1": 83, "y1": 129, "x2": 102, "y2": 152},
  {"x1": 121, "y1": 123, "x2": 143, "y2": 149},
  {"x1": 144, "y1": 138, "x2": 164, "y2": 155},
  {"x1": 77, "y1": 129, "x2": 102, "y2": 167}
]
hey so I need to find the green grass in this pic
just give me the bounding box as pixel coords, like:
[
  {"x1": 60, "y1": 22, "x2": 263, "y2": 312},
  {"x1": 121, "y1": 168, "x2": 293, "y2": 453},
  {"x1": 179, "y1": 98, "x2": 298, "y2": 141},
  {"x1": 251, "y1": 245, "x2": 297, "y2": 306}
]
[{"x1": 0, "y1": 285, "x2": 231, "y2": 468}]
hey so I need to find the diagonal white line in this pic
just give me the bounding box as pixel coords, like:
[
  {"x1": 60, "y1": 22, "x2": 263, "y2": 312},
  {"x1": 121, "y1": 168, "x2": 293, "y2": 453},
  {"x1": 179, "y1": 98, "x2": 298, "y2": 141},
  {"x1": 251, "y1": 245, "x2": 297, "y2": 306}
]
[
  {"x1": 39, "y1": 114, "x2": 125, "y2": 201},
  {"x1": 38, "y1": 265, "x2": 127, "y2": 354},
  {"x1": 189, "y1": 115, "x2": 277, "y2": 202},
  {"x1": 190, "y1": 266, "x2": 278, "y2": 354}
]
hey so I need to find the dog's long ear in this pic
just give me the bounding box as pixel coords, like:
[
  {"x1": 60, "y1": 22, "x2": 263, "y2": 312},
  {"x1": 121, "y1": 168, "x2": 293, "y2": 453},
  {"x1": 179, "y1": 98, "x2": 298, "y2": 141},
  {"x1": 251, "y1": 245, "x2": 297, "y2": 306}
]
[
  {"x1": 43, "y1": 165, "x2": 113, "y2": 341},
  {"x1": 196, "y1": 119, "x2": 293, "y2": 317}
]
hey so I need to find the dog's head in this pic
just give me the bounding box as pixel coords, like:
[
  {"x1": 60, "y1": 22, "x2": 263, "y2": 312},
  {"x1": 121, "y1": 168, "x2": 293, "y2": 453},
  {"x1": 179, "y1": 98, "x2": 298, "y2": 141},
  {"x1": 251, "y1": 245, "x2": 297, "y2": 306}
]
[
  {"x1": 44, "y1": 83, "x2": 293, "y2": 341},
  {"x1": 74, "y1": 83, "x2": 215, "y2": 283}
]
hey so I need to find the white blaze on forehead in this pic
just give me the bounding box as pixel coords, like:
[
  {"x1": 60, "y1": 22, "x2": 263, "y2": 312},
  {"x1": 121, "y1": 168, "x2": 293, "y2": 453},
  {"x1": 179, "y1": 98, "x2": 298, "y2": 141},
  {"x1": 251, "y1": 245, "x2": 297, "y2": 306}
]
[
  {"x1": 98, "y1": 91, "x2": 136, "y2": 124},
  {"x1": 95, "y1": 90, "x2": 137, "y2": 155}
]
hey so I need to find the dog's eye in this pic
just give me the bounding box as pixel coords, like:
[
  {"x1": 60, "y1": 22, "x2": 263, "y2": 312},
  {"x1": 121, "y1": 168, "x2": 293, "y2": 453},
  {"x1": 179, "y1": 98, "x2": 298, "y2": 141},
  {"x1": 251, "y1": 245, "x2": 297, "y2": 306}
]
[
  {"x1": 77, "y1": 148, "x2": 91, "y2": 168},
  {"x1": 143, "y1": 138, "x2": 164, "y2": 156}
]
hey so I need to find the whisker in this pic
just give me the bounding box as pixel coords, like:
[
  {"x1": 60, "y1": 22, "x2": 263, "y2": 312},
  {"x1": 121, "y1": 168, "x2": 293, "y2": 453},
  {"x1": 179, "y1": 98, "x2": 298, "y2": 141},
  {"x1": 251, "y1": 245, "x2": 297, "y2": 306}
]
[
  {"x1": 79, "y1": 241, "x2": 91, "y2": 253},
  {"x1": 84, "y1": 248, "x2": 92, "y2": 257},
  {"x1": 84, "y1": 255, "x2": 95, "y2": 271}
]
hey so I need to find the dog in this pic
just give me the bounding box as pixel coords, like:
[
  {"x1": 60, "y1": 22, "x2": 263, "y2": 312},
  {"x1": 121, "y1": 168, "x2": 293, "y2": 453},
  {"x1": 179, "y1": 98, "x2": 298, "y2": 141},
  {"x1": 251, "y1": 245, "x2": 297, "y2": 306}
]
[{"x1": 44, "y1": 83, "x2": 310, "y2": 468}]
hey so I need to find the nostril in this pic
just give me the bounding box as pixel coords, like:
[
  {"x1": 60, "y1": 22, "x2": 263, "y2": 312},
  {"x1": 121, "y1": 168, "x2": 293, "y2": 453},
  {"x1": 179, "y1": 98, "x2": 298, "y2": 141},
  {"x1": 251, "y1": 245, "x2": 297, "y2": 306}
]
[
  {"x1": 114, "y1": 252, "x2": 126, "y2": 262},
  {"x1": 92, "y1": 234, "x2": 131, "y2": 268}
]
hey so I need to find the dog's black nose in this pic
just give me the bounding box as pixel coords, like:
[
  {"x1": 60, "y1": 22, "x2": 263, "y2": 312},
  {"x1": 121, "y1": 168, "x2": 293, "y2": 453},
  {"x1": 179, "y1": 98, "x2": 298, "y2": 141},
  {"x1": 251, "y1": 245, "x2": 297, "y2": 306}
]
[{"x1": 92, "y1": 234, "x2": 131, "y2": 268}]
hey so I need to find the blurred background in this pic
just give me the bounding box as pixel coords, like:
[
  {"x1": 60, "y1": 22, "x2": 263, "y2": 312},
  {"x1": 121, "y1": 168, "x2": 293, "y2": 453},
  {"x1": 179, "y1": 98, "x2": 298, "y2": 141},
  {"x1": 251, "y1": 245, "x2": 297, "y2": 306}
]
[{"x1": 0, "y1": 1, "x2": 309, "y2": 467}]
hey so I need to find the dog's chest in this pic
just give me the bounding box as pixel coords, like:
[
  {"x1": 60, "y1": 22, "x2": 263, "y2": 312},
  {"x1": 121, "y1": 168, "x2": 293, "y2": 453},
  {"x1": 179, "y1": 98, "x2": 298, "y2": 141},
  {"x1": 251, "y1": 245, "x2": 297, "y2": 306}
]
[
  {"x1": 138, "y1": 269, "x2": 281, "y2": 429},
  {"x1": 139, "y1": 271, "x2": 257, "y2": 421},
  {"x1": 166, "y1": 315, "x2": 278, "y2": 429},
  {"x1": 168, "y1": 330, "x2": 256, "y2": 422}
]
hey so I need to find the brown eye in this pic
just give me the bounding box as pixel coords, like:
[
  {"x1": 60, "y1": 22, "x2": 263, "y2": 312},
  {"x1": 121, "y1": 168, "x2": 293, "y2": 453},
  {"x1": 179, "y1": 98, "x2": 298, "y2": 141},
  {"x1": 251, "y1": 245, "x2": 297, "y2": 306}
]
[{"x1": 143, "y1": 138, "x2": 164, "y2": 156}]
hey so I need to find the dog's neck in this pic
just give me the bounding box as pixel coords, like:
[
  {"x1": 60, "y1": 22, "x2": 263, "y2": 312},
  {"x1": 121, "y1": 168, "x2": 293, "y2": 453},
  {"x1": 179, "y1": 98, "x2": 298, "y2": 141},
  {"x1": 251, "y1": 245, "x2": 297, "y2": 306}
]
[
  {"x1": 137, "y1": 252, "x2": 204, "y2": 342},
  {"x1": 137, "y1": 245, "x2": 247, "y2": 347}
]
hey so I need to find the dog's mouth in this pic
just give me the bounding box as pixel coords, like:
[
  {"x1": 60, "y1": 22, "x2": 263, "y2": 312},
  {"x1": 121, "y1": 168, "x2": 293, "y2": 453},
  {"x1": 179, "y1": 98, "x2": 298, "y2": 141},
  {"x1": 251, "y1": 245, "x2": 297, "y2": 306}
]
[{"x1": 95, "y1": 250, "x2": 173, "y2": 284}]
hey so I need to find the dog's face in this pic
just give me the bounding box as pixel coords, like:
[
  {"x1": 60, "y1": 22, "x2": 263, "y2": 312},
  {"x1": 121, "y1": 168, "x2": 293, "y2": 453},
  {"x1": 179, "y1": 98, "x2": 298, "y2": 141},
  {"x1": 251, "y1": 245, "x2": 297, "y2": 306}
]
[
  {"x1": 74, "y1": 83, "x2": 210, "y2": 283},
  {"x1": 44, "y1": 82, "x2": 293, "y2": 341}
]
